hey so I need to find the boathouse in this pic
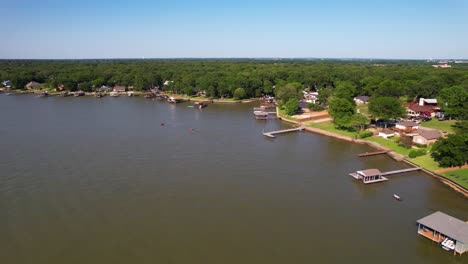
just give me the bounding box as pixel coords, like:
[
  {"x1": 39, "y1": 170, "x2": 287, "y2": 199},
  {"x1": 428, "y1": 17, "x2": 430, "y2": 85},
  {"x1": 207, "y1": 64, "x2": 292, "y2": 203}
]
[
  {"x1": 349, "y1": 169, "x2": 388, "y2": 184},
  {"x1": 417, "y1": 211, "x2": 468, "y2": 255}
]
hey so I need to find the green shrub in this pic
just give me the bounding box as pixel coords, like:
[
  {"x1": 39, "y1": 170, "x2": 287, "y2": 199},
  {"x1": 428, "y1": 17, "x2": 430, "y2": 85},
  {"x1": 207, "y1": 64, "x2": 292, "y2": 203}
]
[
  {"x1": 359, "y1": 130, "x2": 373, "y2": 138},
  {"x1": 308, "y1": 103, "x2": 325, "y2": 112},
  {"x1": 409, "y1": 149, "x2": 427, "y2": 158}
]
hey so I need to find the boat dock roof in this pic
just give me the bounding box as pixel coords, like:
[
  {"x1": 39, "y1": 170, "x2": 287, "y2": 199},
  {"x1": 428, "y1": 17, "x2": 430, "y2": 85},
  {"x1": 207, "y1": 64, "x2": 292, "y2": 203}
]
[{"x1": 417, "y1": 211, "x2": 468, "y2": 243}]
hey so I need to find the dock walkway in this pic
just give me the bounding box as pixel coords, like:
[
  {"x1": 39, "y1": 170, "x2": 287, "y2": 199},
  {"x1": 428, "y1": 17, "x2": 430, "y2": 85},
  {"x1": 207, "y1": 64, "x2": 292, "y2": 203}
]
[
  {"x1": 381, "y1": 167, "x2": 422, "y2": 176},
  {"x1": 263, "y1": 126, "x2": 305, "y2": 138},
  {"x1": 358, "y1": 150, "x2": 390, "y2": 157}
]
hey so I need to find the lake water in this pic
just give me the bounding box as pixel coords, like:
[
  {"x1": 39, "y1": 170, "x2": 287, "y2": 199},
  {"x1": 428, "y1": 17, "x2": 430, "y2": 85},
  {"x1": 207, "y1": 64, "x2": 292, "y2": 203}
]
[{"x1": 0, "y1": 94, "x2": 467, "y2": 264}]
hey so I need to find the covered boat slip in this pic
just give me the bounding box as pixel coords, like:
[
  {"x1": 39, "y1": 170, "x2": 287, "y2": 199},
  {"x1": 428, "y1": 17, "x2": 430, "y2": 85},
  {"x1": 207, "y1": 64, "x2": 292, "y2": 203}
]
[
  {"x1": 349, "y1": 169, "x2": 388, "y2": 184},
  {"x1": 417, "y1": 211, "x2": 468, "y2": 255}
]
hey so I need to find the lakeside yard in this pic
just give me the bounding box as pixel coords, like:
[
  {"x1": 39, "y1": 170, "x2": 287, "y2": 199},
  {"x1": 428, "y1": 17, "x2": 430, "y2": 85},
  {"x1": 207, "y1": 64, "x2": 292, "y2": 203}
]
[
  {"x1": 298, "y1": 119, "x2": 467, "y2": 192},
  {"x1": 420, "y1": 119, "x2": 457, "y2": 134},
  {"x1": 441, "y1": 169, "x2": 468, "y2": 189},
  {"x1": 305, "y1": 121, "x2": 357, "y2": 138}
]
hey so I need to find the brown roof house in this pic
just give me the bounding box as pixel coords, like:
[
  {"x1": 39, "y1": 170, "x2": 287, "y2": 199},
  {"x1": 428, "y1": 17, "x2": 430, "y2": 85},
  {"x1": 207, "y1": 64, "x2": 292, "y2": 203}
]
[
  {"x1": 24, "y1": 81, "x2": 41, "y2": 89},
  {"x1": 413, "y1": 129, "x2": 442, "y2": 146},
  {"x1": 396, "y1": 121, "x2": 419, "y2": 134},
  {"x1": 406, "y1": 99, "x2": 440, "y2": 118},
  {"x1": 113, "y1": 86, "x2": 127, "y2": 93}
]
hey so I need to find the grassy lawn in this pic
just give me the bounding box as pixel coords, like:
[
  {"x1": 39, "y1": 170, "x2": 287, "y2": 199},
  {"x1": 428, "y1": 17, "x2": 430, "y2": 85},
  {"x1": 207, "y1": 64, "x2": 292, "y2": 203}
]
[
  {"x1": 356, "y1": 104, "x2": 369, "y2": 116},
  {"x1": 410, "y1": 154, "x2": 440, "y2": 171},
  {"x1": 306, "y1": 121, "x2": 357, "y2": 138},
  {"x1": 364, "y1": 136, "x2": 412, "y2": 156},
  {"x1": 420, "y1": 119, "x2": 457, "y2": 134},
  {"x1": 278, "y1": 109, "x2": 298, "y2": 122},
  {"x1": 441, "y1": 169, "x2": 468, "y2": 189}
]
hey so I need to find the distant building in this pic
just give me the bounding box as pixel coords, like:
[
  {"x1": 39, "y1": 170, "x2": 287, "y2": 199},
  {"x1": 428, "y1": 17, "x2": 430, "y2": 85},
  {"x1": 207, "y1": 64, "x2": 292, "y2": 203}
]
[
  {"x1": 354, "y1": 96, "x2": 370, "y2": 105},
  {"x1": 113, "y1": 86, "x2": 127, "y2": 93},
  {"x1": 99, "y1": 85, "x2": 113, "y2": 92},
  {"x1": 432, "y1": 63, "x2": 451, "y2": 68},
  {"x1": 24, "y1": 81, "x2": 41, "y2": 89},
  {"x1": 163, "y1": 80, "x2": 174, "y2": 86}
]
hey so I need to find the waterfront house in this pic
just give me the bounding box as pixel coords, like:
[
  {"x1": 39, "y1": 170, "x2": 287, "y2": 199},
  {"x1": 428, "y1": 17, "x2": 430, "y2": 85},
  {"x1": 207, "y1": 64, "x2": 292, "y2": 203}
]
[
  {"x1": 113, "y1": 86, "x2": 127, "y2": 93},
  {"x1": 395, "y1": 121, "x2": 419, "y2": 134},
  {"x1": 378, "y1": 128, "x2": 395, "y2": 139},
  {"x1": 417, "y1": 211, "x2": 468, "y2": 255},
  {"x1": 354, "y1": 95, "x2": 370, "y2": 105},
  {"x1": 349, "y1": 169, "x2": 388, "y2": 184},
  {"x1": 24, "y1": 81, "x2": 41, "y2": 89},
  {"x1": 99, "y1": 85, "x2": 112, "y2": 92},
  {"x1": 412, "y1": 129, "x2": 442, "y2": 146},
  {"x1": 406, "y1": 99, "x2": 440, "y2": 118}
]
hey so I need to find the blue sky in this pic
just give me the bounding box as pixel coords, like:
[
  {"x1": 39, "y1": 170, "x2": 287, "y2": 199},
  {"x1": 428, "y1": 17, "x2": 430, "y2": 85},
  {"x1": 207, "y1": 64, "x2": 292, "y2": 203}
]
[{"x1": 1, "y1": 0, "x2": 467, "y2": 59}]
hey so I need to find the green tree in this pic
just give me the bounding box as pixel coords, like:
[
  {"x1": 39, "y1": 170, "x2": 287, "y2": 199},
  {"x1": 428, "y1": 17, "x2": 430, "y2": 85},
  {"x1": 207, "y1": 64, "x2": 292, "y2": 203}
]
[
  {"x1": 328, "y1": 97, "x2": 355, "y2": 120},
  {"x1": 368, "y1": 97, "x2": 405, "y2": 126},
  {"x1": 274, "y1": 82, "x2": 302, "y2": 105},
  {"x1": 350, "y1": 113, "x2": 370, "y2": 131},
  {"x1": 333, "y1": 81, "x2": 356, "y2": 102},
  {"x1": 438, "y1": 86, "x2": 468, "y2": 119},
  {"x1": 431, "y1": 134, "x2": 468, "y2": 168},
  {"x1": 233, "y1": 88, "x2": 246, "y2": 100},
  {"x1": 283, "y1": 98, "x2": 299, "y2": 115}
]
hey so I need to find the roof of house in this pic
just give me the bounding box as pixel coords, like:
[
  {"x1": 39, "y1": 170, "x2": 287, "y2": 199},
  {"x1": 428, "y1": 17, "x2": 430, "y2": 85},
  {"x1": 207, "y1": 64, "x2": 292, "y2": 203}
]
[
  {"x1": 358, "y1": 169, "x2": 381, "y2": 177},
  {"x1": 407, "y1": 102, "x2": 437, "y2": 112},
  {"x1": 423, "y1": 98, "x2": 437, "y2": 104},
  {"x1": 397, "y1": 121, "x2": 419, "y2": 127},
  {"x1": 25, "y1": 81, "x2": 41, "y2": 88},
  {"x1": 416, "y1": 129, "x2": 442, "y2": 140},
  {"x1": 380, "y1": 128, "x2": 395, "y2": 135},
  {"x1": 417, "y1": 211, "x2": 468, "y2": 243},
  {"x1": 113, "y1": 86, "x2": 126, "y2": 91},
  {"x1": 354, "y1": 96, "x2": 370, "y2": 102}
]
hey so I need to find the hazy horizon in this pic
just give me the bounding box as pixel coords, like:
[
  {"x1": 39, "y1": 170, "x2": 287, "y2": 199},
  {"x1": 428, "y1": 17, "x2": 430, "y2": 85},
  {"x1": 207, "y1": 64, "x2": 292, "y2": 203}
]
[{"x1": 2, "y1": 0, "x2": 467, "y2": 59}]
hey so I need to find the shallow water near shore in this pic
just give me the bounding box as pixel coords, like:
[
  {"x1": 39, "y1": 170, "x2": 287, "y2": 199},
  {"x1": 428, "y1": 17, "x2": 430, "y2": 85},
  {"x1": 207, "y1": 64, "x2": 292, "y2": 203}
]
[{"x1": 0, "y1": 95, "x2": 467, "y2": 264}]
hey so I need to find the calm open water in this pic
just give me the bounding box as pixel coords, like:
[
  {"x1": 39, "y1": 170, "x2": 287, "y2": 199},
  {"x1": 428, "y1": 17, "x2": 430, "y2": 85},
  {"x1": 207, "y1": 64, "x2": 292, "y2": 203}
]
[{"x1": 0, "y1": 94, "x2": 467, "y2": 264}]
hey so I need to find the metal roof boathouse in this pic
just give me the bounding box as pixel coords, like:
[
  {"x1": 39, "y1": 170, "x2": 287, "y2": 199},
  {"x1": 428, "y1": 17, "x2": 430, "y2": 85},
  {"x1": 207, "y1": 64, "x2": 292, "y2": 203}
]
[{"x1": 417, "y1": 211, "x2": 468, "y2": 255}]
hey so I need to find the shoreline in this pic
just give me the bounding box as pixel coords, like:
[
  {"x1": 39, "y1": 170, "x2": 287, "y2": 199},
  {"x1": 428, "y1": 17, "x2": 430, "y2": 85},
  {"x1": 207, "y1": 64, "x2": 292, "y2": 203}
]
[{"x1": 278, "y1": 113, "x2": 468, "y2": 198}]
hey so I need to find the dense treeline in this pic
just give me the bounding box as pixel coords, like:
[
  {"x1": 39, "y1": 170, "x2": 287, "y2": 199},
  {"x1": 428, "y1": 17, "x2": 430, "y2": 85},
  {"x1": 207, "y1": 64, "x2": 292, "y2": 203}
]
[{"x1": 1, "y1": 59, "x2": 468, "y2": 101}]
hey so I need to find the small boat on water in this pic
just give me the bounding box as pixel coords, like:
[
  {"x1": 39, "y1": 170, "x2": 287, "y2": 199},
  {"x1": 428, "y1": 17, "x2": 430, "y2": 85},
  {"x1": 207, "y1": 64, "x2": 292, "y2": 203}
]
[
  {"x1": 441, "y1": 238, "x2": 455, "y2": 251},
  {"x1": 195, "y1": 101, "x2": 208, "y2": 109},
  {"x1": 393, "y1": 194, "x2": 402, "y2": 201},
  {"x1": 37, "y1": 91, "x2": 49, "y2": 98},
  {"x1": 109, "y1": 91, "x2": 119, "y2": 97},
  {"x1": 95, "y1": 93, "x2": 103, "y2": 98},
  {"x1": 74, "y1": 91, "x2": 85, "y2": 97}
]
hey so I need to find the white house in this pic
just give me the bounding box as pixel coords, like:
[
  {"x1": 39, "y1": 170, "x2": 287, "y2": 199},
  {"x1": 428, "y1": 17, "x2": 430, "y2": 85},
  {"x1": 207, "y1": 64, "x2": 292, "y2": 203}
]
[
  {"x1": 378, "y1": 128, "x2": 395, "y2": 139},
  {"x1": 354, "y1": 96, "x2": 370, "y2": 105}
]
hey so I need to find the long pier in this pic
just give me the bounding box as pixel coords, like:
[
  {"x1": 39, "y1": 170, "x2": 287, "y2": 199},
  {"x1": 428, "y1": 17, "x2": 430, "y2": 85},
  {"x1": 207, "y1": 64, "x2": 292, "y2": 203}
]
[
  {"x1": 358, "y1": 150, "x2": 390, "y2": 157},
  {"x1": 263, "y1": 126, "x2": 305, "y2": 138},
  {"x1": 380, "y1": 167, "x2": 422, "y2": 176}
]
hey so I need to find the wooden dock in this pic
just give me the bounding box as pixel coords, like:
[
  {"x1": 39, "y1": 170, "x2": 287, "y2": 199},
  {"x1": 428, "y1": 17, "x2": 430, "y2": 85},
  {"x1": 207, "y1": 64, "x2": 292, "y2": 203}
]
[
  {"x1": 263, "y1": 126, "x2": 305, "y2": 138},
  {"x1": 380, "y1": 167, "x2": 422, "y2": 176},
  {"x1": 358, "y1": 150, "x2": 390, "y2": 157},
  {"x1": 349, "y1": 167, "x2": 422, "y2": 184}
]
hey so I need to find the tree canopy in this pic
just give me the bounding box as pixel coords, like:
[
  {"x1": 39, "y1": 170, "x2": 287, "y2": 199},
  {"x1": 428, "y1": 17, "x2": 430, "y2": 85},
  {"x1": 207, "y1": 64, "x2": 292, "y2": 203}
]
[
  {"x1": 368, "y1": 97, "x2": 405, "y2": 122},
  {"x1": 431, "y1": 133, "x2": 468, "y2": 168}
]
